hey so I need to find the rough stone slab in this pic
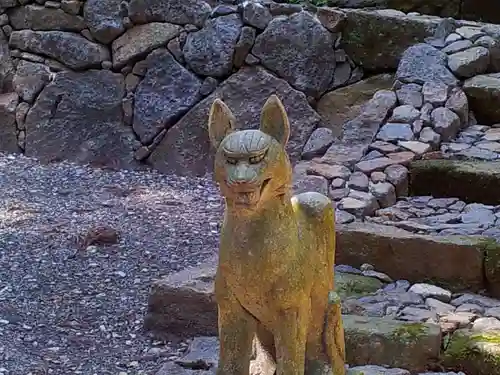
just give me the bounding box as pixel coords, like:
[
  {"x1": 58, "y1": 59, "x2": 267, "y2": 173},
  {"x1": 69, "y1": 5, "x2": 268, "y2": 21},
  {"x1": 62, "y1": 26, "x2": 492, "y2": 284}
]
[
  {"x1": 343, "y1": 315, "x2": 441, "y2": 373},
  {"x1": 8, "y1": 4, "x2": 86, "y2": 31},
  {"x1": 24, "y1": 70, "x2": 140, "y2": 170},
  {"x1": 9, "y1": 30, "x2": 109, "y2": 70},
  {"x1": 0, "y1": 92, "x2": 20, "y2": 153},
  {"x1": 144, "y1": 256, "x2": 218, "y2": 336},
  {"x1": 409, "y1": 159, "x2": 500, "y2": 205},
  {"x1": 83, "y1": 0, "x2": 125, "y2": 44},
  {"x1": 341, "y1": 9, "x2": 441, "y2": 71},
  {"x1": 147, "y1": 66, "x2": 320, "y2": 177},
  {"x1": 336, "y1": 222, "x2": 485, "y2": 292},
  {"x1": 463, "y1": 73, "x2": 500, "y2": 124}
]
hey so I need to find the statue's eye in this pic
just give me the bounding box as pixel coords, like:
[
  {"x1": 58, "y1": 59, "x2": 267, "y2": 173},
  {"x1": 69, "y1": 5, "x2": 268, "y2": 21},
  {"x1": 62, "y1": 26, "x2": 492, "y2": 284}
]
[
  {"x1": 249, "y1": 153, "x2": 265, "y2": 164},
  {"x1": 226, "y1": 157, "x2": 238, "y2": 165}
]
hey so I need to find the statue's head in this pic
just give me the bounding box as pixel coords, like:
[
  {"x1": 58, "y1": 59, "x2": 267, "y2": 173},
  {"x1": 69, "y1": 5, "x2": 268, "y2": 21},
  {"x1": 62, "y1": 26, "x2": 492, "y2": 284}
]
[{"x1": 208, "y1": 95, "x2": 292, "y2": 212}]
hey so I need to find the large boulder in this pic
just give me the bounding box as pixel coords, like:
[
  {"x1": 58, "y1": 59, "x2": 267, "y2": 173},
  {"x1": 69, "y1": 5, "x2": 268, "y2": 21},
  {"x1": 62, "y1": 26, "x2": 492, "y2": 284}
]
[
  {"x1": 396, "y1": 43, "x2": 459, "y2": 86},
  {"x1": 128, "y1": 0, "x2": 211, "y2": 28},
  {"x1": 317, "y1": 74, "x2": 394, "y2": 138},
  {"x1": 341, "y1": 9, "x2": 441, "y2": 71},
  {"x1": 84, "y1": 0, "x2": 125, "y2": 44},
  {"x1": 463, "y1": 73, "x2": 500, "y2": 124},
  {"x1": 24, "y1": 70, "x2": 140, "y2": 169},
  {"x1": 147, "y1": 66, "x2": 321, "y2": 177},
  {"x1": 133, "y1": 49, "x2": 203, "y2": 144},
  {"x1": 9, "y1": 30, "x2": 109, "y2": 70},
  {"x1": 252, "y1": 11, "x2": 337, "y2": 98},
  {"x1": 183, "y1": 14, "x2": 242, "y2": 78},
  {"x1": 8, "y1": 4, "x2": 86, "y2": 31}
]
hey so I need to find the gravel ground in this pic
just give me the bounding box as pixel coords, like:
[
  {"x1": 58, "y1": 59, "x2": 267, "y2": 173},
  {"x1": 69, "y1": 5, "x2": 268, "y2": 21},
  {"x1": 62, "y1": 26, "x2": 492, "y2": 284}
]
[{"x1": 0, "y1": 154, "x2": 223, "y2": 375}]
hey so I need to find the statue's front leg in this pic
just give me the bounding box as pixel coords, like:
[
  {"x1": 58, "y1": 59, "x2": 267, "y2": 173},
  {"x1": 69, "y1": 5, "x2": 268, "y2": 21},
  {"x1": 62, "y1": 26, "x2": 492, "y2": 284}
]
[
  {"x1": 216, "y1": 277, "x2": 256, "y2": 375},
  {"x1": 274, "y1": 302, "x2": 310, "y2": 375}
]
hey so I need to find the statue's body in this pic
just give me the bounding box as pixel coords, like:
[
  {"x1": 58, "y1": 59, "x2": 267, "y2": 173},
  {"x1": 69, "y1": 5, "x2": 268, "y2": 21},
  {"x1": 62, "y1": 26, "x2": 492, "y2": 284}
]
[{"x1": 208, "y1": 95, "x2": 346, "y2": 375}]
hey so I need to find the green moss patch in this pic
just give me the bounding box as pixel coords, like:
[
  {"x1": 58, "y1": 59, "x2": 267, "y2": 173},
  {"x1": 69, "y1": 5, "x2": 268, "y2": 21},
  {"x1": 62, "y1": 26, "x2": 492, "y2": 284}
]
[
  {"x1": 443, "y1": 329, "x2": 500, "y2": 375},
  {"x1": 409, "y1": 159, "x2": 500, "y2": 205},
  {"x1": 334, "y1": 272, "x2": 385, "y2": 300}
]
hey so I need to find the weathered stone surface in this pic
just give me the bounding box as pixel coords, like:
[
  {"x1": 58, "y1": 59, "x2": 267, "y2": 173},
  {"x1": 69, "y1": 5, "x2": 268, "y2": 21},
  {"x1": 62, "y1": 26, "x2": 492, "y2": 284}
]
[
  {"x1": 144, "y1": 256, "x2": 218, "y2": 336},
  {"x1": 431, "y1": 107, "x2": 461, "y2": 141},
  {"x1": 148, "y1": 66, "x2": 320, "y2": 176},
  {"x1": 409, "y1": 159, "x2": 500, "y2": 206},
  {"x1": 370, "y1": 181, "x2": 396, "y2": 207},
  {"x1": 128, "y1": 0, "x2": 211, "y2": 28},
  {"x1": 233, "y1": 26, "x2": 255, "y2": 69},
  {"x1": 24, "y1": 70, "x2": 139, "y2": 169},
  {"x1": 183, "y1": 14, "x2": 242, "y2": 78},
  {"x1": 252, "y1": 11, "x2": 336, "y2": 98},
  {"x1": 0, "y1": 30, "x2": 14, "y2": 92},
  {"x1": 396, "y1": 83, "x2": 423, "y2": 109},
  {"x1": 112, "y1": 23, "x2": 181, "y2": 68},
  {"x1": 241, "y1": 1, "x2": 272, "y2": 30},
  {"x1": 445, "y1": 87, "x2": 468, "y2": 126},
  {"x1": 84, "y1": 0, "x2": 125, "y2": 44},
  {"x1": 347, "y1": 365, "x2": 409, "y2": 375},
  {"x1": 8, "y1": 4, "x2": 85, "y2": 32},
  {"x1": 317, "y1": 74, "x2": 394, "y2": 138},
  {"x1": 447, "y1": 46, "x2": 490, "y2": 79},
  {"x1": 396, "y1": 43, "x2": 459, "y2": 86},
  {"x1": 422, "y1": 81, "x2": 449, "y2": 106},
  {"x1": 12, "y1": 60, "x2": 51, "y2": 103},
  {"x1": 292, "y1": 174, "x2": 328, "y2": 196},
  {"x1": 0, "y1": 93, "x2": 20, "y2": 153},
  {"x1": 342, "y1": 9, "x2": 440, "y2": 71},
  {"x1": 377, "y1": 123, "x2": 415, "y2": 142},
  {"x1": 301, "y1": 127, "x2": 335, "y2": 160},
  {"x1": 9, "y1": 30, "x2": 110, "y2": 70},
  {"x1": 463, "y1": 73, "x2": 500, "y2": 124},
  {"x1": 343, "y1": 315, "x2": 441, "y2": 372},
  {"x1": 389, "y1": 105, "x2": 420, "y2": 123},
  {"x1": 336, "y1": 222, "x2": 485, "y2": 291},
  {"x1": 133, "y1": 49, "x2": 203, "y2": 144}
]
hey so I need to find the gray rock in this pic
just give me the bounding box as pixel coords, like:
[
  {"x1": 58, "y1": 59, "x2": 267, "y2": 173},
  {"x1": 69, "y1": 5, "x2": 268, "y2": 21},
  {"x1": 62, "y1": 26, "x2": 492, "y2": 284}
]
[
  {"x1": 241, "y1": 1, "x2": 271, "y2": 30},
  {"x1": 335, "y1": 209, "x2": 356, "y2": 224},
  {"x1": 9, "y1": 30, "x2": 109, "y2": 70},
  {"x1": 133, "y1": 49, "x2": 203, "y2": 144},
  {"x1": 447, "y1": 46, "x2": 490, "y2": 79},
  {"x1": 128, "y1": 0, "x2": 211, "y2": 28},
  {"x1": 24, "y1": 70, "x2": 139, "y2": 169},
  {"x1": 442, "y1": 39, "x2": 473, "y2": 54},
  {"x1": 347, "y1": 171, "x2": 369, "y2": 191},
  {"x1": 331, "y1": 178, "x2": 346, "y2": 189},
  {"x1": 451, "y1": 293, "x2": 500, "y2": 308},
  {"x1": 12, "y1": 60, "x2": 51, "y2": 103},
  {"x1": 455, "y1": 303, "x2": 484, "y2": 315},
  {"x1": 471, "y1": 316, "x2": 500, "y2": 331},
  {"x1": 8, "y1": 4, "x2": 85, "y2": 32},
  {"x1": 83, "y1": 0, "x2": 124, "y2": 43},
  {"x1": 308, "y1": 163, "x2": 352, "y2": 180},
  {"x1": 252, "y1": 11, "x2": 336, "y2": 98},
  {"x1": 408, "y1": 283, "x2": 452, "y2": 303},
  {"x1": 445, "y1": 87, "x2": 468, "y2": 126},
  {"x1": 420, "y1": 102, "x2": 433, "y2": 126},
  {"x1": 463, "y1": 73, "x2": 500, "y2": 124},
  {"x1": 370, "y1": 181, "x2": 396, "y2": 207},
  {"x1": 376, "y1": 123, "x2": 415, "y2": 142},
  {"x1": 233, "y1": 26, "x2": 256, "y2": 69},
  {"x1": 176, "y1": 336, "x2": 219, "y2": 369},
  {"x1": 461, "y1": 208, "x2": 496, "y2": 226},
  {"x1": 425, "y1": 298, "x2": 455, "y2": 315},
  {"x1": 338, "y1": 193, "x2": 379, "y2": 217},
  {"x1": 301, "y1": 127, "x2": 335, "y2": 160},
  {"x1": 397, "y1": 306, "x2": 438, "y2": 322},
  {"x1": 422, "y1": 81, "x2": 449, "y2": 106},
  {"x1": 183, "y1": 14, "x2": 242, "y2": 77},
  {"x1": 419, "y1": 127, "x2": 441, "y2": 149},
  {"x1": 0, "y1": 30, "x2": 14, "y2": 92},
  {"x1": 112, "y1": 23, "x2": 181, "y2": 68},
  {"x1": 331, "y1": 62, "x2": 352, "y2": 89},
  {"x1": 293, "y1": 174, "x2": 328, "y2": 197},
  {"x1": 396, "y1": 43, "x2": 458, "y2": 86},
  {"x1": 148, "y1": 66, "x2": 320, "y2": 176},
  {"x1": 430, "y1": 107, "x2": 460, "y2": 141},
  {"x1": 384, "y1": 164, "x2": 409, "y2": 197},
  {"x1": 347, "y1": 365, "x2": 410, "y2": 375},
  {"x1": 396, "y1": 84, "x2": 423, "y2": 109},
  {"x1": 0, "y1": 93, "x2": 20, "y2": 153},
  {"x1": 455, "y1": 26, "x2": 485, "y2": 41},
  {"x1": 389, "y1": 105, "x2": 420, "y2": 123}
]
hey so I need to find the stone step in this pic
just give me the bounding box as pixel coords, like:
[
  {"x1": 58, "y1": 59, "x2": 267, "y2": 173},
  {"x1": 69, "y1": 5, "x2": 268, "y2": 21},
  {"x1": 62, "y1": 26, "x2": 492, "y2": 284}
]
[
  {"x1": 336, "y1": 222, "x2": 500, "y2": 297},
  {"x1": 408, "y1": 159, "x2": 500, "y2": 205}
]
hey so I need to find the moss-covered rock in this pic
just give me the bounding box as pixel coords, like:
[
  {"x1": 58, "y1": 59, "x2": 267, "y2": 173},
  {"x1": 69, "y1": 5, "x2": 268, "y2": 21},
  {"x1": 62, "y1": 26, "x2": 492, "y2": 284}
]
[
  {"x1": 335, "y1": 272, "x2": 385, "y2": 300},
  {"x1": 343, "y1": 315, "x2": 441, "y2": 372},
  {"x1": 409, "y1": 159, "x2": 500, "y2": 205},
  {"x1": 443, "y1": 328, "x2": 500, "y2": 375},
  {"x1": 481, "y1": 238, "x2": 500, "y2": 298}
]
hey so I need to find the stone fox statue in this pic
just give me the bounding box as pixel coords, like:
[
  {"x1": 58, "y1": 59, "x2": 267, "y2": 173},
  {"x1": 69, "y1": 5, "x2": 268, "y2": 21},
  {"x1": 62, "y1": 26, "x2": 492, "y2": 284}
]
[{"x1": 208, "y1": 94, "x2": 346, "y2": 375}]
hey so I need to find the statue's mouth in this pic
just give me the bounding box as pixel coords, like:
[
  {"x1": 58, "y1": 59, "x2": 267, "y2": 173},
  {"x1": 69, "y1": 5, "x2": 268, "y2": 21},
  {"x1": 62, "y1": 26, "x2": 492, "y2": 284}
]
[{"x1": 231, "y1": 178, "x2": 271, "y2": 208}]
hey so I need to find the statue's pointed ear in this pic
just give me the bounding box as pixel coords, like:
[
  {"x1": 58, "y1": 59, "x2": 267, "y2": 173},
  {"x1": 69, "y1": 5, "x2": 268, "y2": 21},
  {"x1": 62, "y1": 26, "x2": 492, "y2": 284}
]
[
  {"x1": 208, "y1": 98, "x2": 236, "y2": 149},
  {"x1": 260, "y1": 95, "x2": 290, "y2": 145}
]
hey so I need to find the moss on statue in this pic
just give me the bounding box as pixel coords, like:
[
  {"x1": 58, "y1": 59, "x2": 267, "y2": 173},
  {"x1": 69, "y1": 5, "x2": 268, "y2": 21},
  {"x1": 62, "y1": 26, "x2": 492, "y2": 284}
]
[{"x1": 443, "y1": 329, "x2": 500, "y2": 375}]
